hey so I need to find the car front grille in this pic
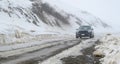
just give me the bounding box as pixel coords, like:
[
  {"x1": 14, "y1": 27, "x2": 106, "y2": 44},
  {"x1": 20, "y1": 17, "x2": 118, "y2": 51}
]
[{"x1": 79, "y1": 31, "x2": 88, "y2": 34}]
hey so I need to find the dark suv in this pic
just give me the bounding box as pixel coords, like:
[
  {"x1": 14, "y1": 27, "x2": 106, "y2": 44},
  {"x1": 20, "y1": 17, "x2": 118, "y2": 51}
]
[{"x1": 76, "y1": 26, "x2": 94, "y2": 38}]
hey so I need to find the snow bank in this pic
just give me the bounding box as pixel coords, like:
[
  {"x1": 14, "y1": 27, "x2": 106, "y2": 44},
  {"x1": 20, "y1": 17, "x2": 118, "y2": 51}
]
[{"x1": 94, "y1": 34, "x2": 120, "y2": 64}]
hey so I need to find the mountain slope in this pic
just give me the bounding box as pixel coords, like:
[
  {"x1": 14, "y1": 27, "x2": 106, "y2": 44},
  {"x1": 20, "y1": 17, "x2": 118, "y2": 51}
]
[
  {"x1": 0, "y1": 0, "x2": 110, "y2": 35},
  {"x1": 43, "y1": 0, "x2": 111, "y2": 33}
]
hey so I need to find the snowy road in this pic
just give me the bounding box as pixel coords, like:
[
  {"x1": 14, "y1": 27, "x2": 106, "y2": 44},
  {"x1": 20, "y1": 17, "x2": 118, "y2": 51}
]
[
  {"x1": 40, "y1": 38, "x2": 99, "y2": 64},
  {"x1": 0, "y1": 39, "x2": 81, "y2": 64},
  {"x1": 0, "y1": 37, "x2": 99, "y2": 64}
]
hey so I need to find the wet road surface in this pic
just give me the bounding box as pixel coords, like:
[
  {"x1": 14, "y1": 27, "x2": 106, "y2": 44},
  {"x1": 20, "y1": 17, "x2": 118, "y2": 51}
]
[
  {"x1": 61, "y1": 39, "x2": 101, "y2": 64},
  {"x1": 0, "y1": 39, "x2": 81, "y2": 64}
]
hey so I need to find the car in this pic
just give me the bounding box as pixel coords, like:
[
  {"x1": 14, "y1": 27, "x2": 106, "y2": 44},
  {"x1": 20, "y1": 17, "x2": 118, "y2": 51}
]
[{"x1": 76, "y1": 25, "x2": 94, "y2": 38}]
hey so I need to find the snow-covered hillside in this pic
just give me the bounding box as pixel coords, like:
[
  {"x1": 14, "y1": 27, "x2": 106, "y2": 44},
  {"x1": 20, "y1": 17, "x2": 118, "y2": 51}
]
[
  {"x1": 0, "y1": 0, "x2": 110, "y2": 44},
  {"x1": 0, "y1": 0, "x2": 110, "y2": 34},
  {"x1": 43, "y1": 0, "x2": 112, "y2": 33},
  {"x1": 0, "y1": 0, "x2": 77, "y2": 35}
]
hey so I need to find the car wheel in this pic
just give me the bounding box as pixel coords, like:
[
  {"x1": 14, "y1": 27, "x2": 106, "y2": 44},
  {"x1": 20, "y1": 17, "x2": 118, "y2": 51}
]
[
  {"x1": 90, "y1": 35, "x2": 92, "y2": 38},
  {"x1": 90, "y1": 35, "x2": 94, "y2": 38},
  {"x1": 92, "y1": 35, "x2": 94, "y2": 38},
  {"x1": 76, "y1": 35, "x2": 79, "y2": 38},
  {"x1": 80, "y1": 36, "x2": 82, "y2": 38}
]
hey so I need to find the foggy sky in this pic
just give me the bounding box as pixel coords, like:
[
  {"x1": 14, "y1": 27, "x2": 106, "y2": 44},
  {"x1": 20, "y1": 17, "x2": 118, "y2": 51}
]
[
  {"x1": 69, "y1": 0, "x2": 120, "y2": 28},
  {"x1": 46, "y1": 0, "x2": 120, "y2": 29}
]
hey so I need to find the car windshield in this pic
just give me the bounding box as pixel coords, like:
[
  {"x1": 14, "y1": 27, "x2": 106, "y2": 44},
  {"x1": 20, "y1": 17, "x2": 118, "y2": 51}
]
[{"x1": 79, "y1": 26, "x2": 91, "y2": 30}]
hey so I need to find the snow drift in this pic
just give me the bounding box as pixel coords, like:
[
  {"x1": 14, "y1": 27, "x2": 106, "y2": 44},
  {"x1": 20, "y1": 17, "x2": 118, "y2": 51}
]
[{"x1": 94, "y1": 34, "x2": 120, "y2": 64}]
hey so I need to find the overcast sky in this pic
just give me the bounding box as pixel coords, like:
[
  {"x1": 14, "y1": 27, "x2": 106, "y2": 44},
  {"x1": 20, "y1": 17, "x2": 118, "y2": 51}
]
[{"x1": 45, "y1": 0, "x2": 120, "y2": 29}]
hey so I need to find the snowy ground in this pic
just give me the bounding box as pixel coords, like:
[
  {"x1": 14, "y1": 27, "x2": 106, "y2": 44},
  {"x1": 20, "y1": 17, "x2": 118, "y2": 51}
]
[
  {"x1": 39, "y1": 38, "x2": 98, "y2": 64},
  {"x1": 94, "y1": 34, "x2": 120, "y2": 64}
]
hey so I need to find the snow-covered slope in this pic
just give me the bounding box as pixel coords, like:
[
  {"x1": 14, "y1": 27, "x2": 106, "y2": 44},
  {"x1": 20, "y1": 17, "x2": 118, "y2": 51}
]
[
  {"x1": 0, "y1": 0, "x2": 77, "y2": 35},
  {"x1": 0, "y1": 0, "x2": 111, "y2": 44},
  {"x1": 43, "y1": 0, "x2": 111, "y2": 33},
  {"x1": 0, "y1": 0, "x2": 110, "y2": 35}
]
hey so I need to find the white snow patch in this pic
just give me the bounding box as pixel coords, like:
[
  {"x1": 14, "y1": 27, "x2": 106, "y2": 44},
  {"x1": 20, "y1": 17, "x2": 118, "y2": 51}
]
[
  {"x1": 95, "y1": 34, "x2": 120, "y2": 64},
  {"x1": 0, "y1": 0, "x2": 32, "y2": 8}
]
